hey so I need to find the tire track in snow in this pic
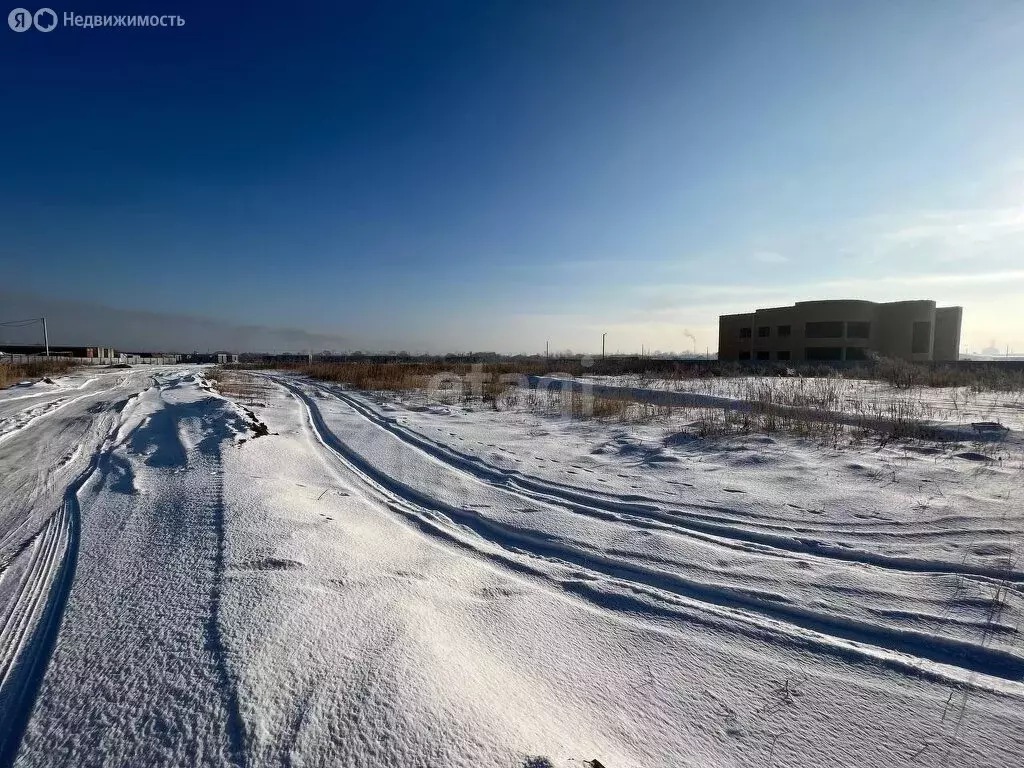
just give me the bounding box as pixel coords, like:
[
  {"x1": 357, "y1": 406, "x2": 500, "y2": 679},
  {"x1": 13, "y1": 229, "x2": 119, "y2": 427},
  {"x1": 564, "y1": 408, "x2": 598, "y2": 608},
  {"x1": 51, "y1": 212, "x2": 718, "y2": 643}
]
[
  {"x1": 2, "y1": 370, "x2": 248, "y2": 765},
  {"x1": 0, "y1": 377, "x2": 101, "y2": 406},
  {"x1": 203, "y1": 454, "x2": 249, "y2": 768},
  {"x1": 311, "y1": 380, "x2": 1024, "y2": 587},
  {"x1": 0, "y1": 382, "x2": 122, "y2": 449},
  {"x1": 118, "y1": 370, "x2": 249, "y2": 767},
  {"x1": 0, "y1": 399, "x2": 70, "y2": 445},
  {"x1": 0, "y1": 433, "x2": 113, "y2": 766},
  {"x1": 277, "y1": 376, "x2": 1024, "y2": 689},
  {"x1": 136, "y1": 373, "x2": 248, "y2": 767}
]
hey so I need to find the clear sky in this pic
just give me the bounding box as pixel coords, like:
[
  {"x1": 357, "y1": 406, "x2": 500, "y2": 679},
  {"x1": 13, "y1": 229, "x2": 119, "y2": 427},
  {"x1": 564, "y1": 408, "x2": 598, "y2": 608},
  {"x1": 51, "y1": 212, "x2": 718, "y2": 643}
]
[{"x1": 2, "y1": 1, "x2": 1023, "y2": 354}]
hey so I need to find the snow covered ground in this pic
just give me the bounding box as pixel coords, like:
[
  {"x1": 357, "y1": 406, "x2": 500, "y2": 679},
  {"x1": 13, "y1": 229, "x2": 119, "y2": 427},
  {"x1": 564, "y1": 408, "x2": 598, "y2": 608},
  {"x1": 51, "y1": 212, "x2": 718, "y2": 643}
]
[{"x1": 0, "y1": 367, "x2": 1021, "y2": 766}]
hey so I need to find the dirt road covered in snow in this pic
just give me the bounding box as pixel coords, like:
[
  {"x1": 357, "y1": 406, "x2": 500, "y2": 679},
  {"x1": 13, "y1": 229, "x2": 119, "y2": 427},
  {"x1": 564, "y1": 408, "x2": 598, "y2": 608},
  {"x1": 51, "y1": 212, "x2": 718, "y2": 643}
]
[{"x1": 0, "y1": 367, "x2": 1021, "y2": 767}]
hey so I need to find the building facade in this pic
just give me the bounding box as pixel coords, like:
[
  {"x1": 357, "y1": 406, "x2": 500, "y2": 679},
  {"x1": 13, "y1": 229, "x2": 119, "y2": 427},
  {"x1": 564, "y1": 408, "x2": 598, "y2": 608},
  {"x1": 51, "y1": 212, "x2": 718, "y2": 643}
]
[{"x1": 718, "y1": 300, "x2": 962, "y2": 363}]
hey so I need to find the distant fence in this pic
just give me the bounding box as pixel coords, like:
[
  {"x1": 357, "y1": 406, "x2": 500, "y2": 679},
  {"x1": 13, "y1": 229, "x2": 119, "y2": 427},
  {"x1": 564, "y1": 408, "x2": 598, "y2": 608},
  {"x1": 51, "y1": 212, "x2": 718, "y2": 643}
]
[{"x1": 0, "y1": 355, "x2": 180, "y2": 366}]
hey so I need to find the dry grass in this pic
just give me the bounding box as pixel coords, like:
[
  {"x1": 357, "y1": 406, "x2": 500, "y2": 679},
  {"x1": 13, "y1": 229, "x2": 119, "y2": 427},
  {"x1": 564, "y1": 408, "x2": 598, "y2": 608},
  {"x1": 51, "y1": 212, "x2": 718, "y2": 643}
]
[
  {"x1": 232, "y1": 361, "x2": 549, "y2": 393},
  {"x1": 491, "y1": 376, "x2": 1003, "y2": 448},
  {"x1": 0, "y1": 359, "x2": 75, "y2": 389},
  {"x1": 873, "y1": 357, "x2": 1024, "y2": 391},
  {"x1": 205, "y1": 367, "x2": 272, "y2": 407}
]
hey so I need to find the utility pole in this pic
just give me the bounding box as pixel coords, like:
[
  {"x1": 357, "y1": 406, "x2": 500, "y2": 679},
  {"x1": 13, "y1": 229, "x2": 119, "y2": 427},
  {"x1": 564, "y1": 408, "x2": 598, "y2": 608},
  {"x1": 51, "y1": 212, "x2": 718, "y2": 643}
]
[
  {"x1": 545, "y1": 340, "x2": 549, "y2": 359},
  {"x1": 0, "y1": 317, "x2": 48, "y2": 356},
  {"x1": 601, "y1": 332, "x2": 606, "y2": 360}
]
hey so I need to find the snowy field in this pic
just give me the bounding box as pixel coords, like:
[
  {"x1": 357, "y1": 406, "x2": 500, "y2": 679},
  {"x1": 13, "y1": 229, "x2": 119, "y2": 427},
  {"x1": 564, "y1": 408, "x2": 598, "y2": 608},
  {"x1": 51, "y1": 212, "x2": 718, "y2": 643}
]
[{"x1": 0, "y1": 366, "x2": 1021, "y2": 767}]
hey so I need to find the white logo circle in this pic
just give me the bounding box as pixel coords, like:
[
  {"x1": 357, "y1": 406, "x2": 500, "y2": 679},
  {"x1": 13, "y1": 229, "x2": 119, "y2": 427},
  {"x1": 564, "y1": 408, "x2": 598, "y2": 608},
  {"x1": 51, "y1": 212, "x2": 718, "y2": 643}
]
[
  {"x1": 8, "y1": 7, "x2": 33, "y2": 31},
  {"x1": 33, "y1": 7, "x2": 56, "y2": 31}
]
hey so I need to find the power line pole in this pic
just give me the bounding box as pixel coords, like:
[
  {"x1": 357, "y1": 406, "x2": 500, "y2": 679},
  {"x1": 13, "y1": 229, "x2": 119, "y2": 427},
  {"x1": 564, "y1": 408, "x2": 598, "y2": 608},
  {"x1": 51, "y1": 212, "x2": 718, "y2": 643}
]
[
  {"x1": 601, "y1": 332, "x2": 606, "y2": 360},
  {"x1": 0, "y1": 317, "x2": 48, "y2": 356}
]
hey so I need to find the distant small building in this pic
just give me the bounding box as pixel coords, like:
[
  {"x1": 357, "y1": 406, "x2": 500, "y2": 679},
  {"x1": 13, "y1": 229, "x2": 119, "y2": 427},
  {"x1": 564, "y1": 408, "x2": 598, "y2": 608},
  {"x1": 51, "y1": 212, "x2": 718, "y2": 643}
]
[
  {"x1": 178, "y1": 352, "x2": 237, "y2": 364},
  {"x1": 718, "y1": 300, "x2": 962, "y2": 363}
]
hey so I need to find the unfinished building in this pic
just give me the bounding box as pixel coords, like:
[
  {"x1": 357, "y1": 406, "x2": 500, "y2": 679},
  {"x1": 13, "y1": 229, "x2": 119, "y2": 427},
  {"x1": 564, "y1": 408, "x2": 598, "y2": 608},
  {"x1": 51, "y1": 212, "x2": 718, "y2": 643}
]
[{"x1": 718, "y1": 300, "x2": 962, "y2": 363}]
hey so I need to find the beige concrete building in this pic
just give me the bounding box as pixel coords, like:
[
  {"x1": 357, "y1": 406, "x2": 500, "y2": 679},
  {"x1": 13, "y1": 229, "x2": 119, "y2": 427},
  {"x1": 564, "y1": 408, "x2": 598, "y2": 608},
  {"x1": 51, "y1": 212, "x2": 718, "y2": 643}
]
[{"x1": 718, "y1": 300, "x2": 962, "y2": 363}]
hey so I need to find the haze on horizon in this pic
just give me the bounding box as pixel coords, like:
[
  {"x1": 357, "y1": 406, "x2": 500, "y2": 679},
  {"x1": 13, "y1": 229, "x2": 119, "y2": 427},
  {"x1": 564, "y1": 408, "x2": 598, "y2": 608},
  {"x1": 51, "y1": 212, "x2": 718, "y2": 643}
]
[{"x1": 3, "y1": 2, "x2": 1024, "y2": 356}]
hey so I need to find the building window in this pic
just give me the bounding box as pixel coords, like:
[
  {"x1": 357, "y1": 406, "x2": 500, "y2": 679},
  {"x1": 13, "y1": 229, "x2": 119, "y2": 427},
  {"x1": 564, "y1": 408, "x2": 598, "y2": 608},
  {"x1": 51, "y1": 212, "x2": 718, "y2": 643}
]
[
  {"x1": 846, "y1": 321, "x2": 871, "y2": 339},
  {"x1": 912, "y1": 321, "x2": 931, "y2": 354},
  {"x1": 756, "y1": 351, "x2": 770, "y2": 360},
  {"x1": 845, "y1": 346, "x2": 869, "y2": 361},
  {"x1": 738, "y1": 351, "x2": 751, "y2": 360},
  {"x1": 805, "y1": 321, "x2": 844, "y2": 339},
  {"x1": 805, "y1": 346, "x2": 843, "y2": 361},
  {"x1": 777, "y1": 325, "x2": 791, "y2": 338},
  {"x1": 757, "y1": 326, "x2": 771, "y2": 338},
  {"x1": 777, "y1": 350, "x2": 791, "y2": 361},
  {"x1": 739, "y1": 327, "x2": 752, "y2": 339}
]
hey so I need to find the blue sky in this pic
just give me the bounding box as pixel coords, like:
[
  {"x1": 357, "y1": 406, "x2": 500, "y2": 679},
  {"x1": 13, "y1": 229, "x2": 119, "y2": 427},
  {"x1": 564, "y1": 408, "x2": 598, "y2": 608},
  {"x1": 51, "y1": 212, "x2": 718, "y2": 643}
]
[{"x1": 2, "y1": 1, "x2": 1024, "y2": 353}]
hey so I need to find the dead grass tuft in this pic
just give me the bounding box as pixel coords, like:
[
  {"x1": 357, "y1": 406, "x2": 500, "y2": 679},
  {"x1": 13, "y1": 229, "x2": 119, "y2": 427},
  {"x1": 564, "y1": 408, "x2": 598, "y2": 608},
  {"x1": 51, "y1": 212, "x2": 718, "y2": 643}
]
[{"x1": 0, "y1": 359, "x2": 75, "y2": 389}]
